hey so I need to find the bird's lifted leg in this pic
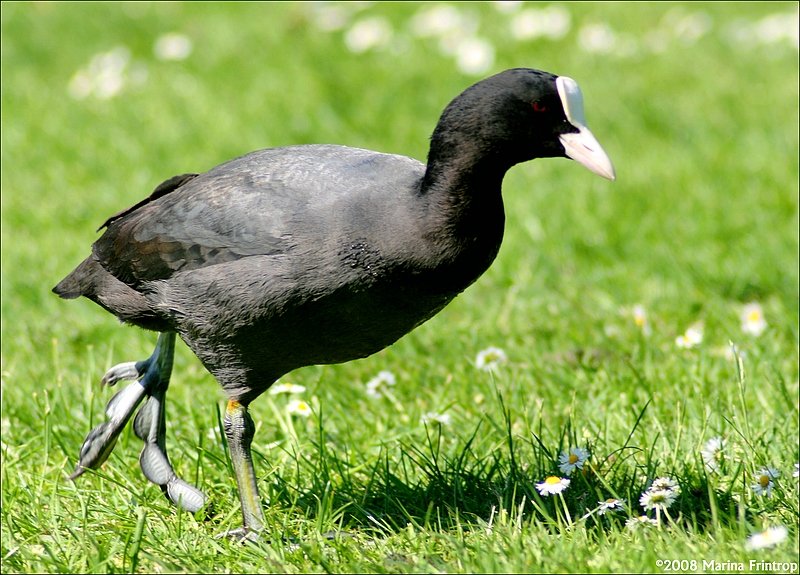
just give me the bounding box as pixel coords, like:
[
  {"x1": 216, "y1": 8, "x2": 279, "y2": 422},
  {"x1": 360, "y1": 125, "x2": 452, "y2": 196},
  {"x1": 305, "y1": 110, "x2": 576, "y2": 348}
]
[
  {"x1": 219, "y1": 399, "x2": 265, "y2": 541},
  {"x1": 69, "y1": 332, "x2": 207, "y2": 513},
  {"x1": 133, "y1": 368, "x2": 208, "y2": 512}
]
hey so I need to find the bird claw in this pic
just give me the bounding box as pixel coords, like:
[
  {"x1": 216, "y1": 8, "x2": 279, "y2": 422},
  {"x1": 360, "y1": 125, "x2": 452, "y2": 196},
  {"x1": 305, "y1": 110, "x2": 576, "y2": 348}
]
[
  {"x1": 215, "y1": 527, "x2": 261, "y2": 543},
  {"x1": 138, "y1": 442, "x2": 209, "y2": 512},
  {"x1": 69, "y1": 380, "x2": 149, "y2": 479},
  {"x1": 72, "y1": 334, "x2": 209, "y2": 518},
  {"x1": 69, "y1": 421, "x2": 119, "y2": 479},
  {"x1": 164, "y1": 476, "x2": 208, "y2": 514},
  {"x1": 101, "y1": 361, "x2": 143, "y2": 386}
]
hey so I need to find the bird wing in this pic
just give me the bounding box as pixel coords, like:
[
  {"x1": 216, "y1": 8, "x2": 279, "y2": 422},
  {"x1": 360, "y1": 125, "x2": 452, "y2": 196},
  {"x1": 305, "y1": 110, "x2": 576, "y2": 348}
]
[
  {"x1": 92, "y1": 145, "x2": 424, "y2": 288},
  {"x1": 97, "y1": 173, "x2": 199, "y2": 231}
]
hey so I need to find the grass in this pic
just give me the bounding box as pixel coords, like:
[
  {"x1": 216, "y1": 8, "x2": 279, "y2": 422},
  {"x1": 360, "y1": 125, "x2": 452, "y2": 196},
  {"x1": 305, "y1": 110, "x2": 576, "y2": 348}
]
[{"x1": 2, "y1": 2, "x2": 798, "y2": 573}]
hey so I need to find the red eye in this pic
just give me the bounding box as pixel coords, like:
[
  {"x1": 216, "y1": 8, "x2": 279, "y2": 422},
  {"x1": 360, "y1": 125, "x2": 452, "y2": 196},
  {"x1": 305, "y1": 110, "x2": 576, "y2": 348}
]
[{"x1": 532, "y1": 101, "x2": 547, "y2": 112}]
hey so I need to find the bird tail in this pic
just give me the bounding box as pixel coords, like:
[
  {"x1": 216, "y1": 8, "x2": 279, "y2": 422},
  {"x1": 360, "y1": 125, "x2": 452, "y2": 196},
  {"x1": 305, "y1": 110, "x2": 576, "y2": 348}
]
[
  {"x1": 53, "y1": 256, "x2": 97, "y2": 299},
  {"x1": 53, "y1": 256, "x2": 172, "y2": 332}
]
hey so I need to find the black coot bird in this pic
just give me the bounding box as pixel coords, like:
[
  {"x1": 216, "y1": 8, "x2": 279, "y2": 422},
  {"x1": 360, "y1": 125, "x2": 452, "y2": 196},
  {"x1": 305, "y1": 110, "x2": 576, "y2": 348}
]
[{"x1": 54, "y1": 68, "x2": 615, "y2": 539}]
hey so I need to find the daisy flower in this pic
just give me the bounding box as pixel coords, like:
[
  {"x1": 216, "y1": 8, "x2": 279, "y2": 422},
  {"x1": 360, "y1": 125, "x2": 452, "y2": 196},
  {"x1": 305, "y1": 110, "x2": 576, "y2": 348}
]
[
  {"x1": 650, "y1": 477, "x2": 681, "y2": 495},
  {"x1": 68, "y1": 46, "x2": 132, "y2": 100},
  {"x1": 701, "y1": 437, "x2": 725, "y2": 473},
  {"x1": 510, "y1": 6, "x2": 571, "y2": 41},
  {"x1": 269, "y1": 383, "x2": 306, "y2": 395},
  {"x1": 536, "y1": 476, "x2": 570, "y2": 496},
  {"x1": 475, "y1": 346, "x2": 507, "y2": 372},
  {"x1": 741, "y1": 302, "x2": 767, "y2": 336},
  {"x1": 794, "y1": 463, "x2": 799, "y2": 478},
  {"x1": 639, "y1": 489, "x2": 677, "y2": 511},
  {"x1": 453, "y1": 37, "x2": 495, "y2": 76},
  {"x1": 597, "y1": 498, "x2": 625, "y2": 515},
  {"x1": 578, "y1": 22, "x2": 618, "y2": 54},
  {"x1": 632, "y1": 304, "x2": 651, "y2": 335},
  {"x1": 344, "y1": 17, "x2": 392, "y2": 54},
  {"x1": 410, "y1": 4, "x2": 466, "y2": 38},
  {"x1": 365, "y1": 370, "x2": 396, "y2": 398},
  {"x1": 626, "y1": 515, "x2": 658, "y2": 530},
  {"x1": 558, "y1": 446, "x2": 590, "y2": 476},
  {"x1": 745, "y1": 526, "x2": 788, "y2": 551},
  {"x1": 675, "y1": 323, "x2": 703, "y2": 349},
  {"x1": 751, "y1": 467, "x2": 780, "y2": 496},
  {"x1": 153, "y1": 33, "x2": 193, "y2": 61},
  {"x1": 286, "y1": 399, "x2": 312, "y2": 418},
  {"x1": 421, "y1": 411, "x2": 452, "y2": 426}
]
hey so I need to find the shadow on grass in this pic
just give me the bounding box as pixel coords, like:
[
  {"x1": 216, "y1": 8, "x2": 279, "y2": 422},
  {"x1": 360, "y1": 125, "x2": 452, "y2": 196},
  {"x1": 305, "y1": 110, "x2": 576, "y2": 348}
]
[{"x1": 262, "y1": 403, "x2": 742, "y2": 537}]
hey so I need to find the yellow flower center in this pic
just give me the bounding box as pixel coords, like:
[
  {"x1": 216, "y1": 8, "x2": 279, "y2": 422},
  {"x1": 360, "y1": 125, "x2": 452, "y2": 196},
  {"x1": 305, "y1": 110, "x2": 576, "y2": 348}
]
[
  {"x1": 759, "y1": 474, "x2": 771, "y2": 488},
  {"x1": 545, "y1": 476, "x2": 561, "y2": 485},
  {"x1": 747, "y1": 310, "x2": 762, "y2": 322},
  {"x1": 569, "y1": 454, "x2": 579, "y2": 464}
]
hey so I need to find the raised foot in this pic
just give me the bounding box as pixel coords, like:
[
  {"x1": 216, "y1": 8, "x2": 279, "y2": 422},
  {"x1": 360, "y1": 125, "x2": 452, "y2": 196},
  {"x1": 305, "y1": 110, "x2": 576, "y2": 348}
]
[
  {"x1": 101, "y1": 361, "x2": 143, "y2": 386},
  {"x1": 134, "y1": 386, "x2": 209, "y2": 513},
  {"x1": 215, "y1": 527, "x2": 261, "y2": 543},
  {"x1": 68, "y1": 380, "x2": 149, "y2": 479}
]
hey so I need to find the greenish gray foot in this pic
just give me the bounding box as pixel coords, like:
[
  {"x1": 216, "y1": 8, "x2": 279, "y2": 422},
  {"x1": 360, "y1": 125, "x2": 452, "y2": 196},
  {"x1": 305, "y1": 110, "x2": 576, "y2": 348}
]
[
  {"x1": 134, "y1": 387, "x2": 208, "y2": 513},
  {"x1": 219, "y1": 399, "x2": 266, "y2": 539},
  {"x1": 68, "y1": 379, "x2": 149, "y2": 479},
  {"x1": 215, "y1": 527, "x2": 261, "y2": 543},
  {"x1": 69, "y1": 331, "x2": 206, "y2": 513}
]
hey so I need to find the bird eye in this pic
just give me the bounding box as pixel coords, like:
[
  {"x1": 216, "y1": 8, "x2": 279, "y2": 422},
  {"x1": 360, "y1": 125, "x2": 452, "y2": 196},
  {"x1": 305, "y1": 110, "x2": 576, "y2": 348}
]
[{"x1": 532, "y1": 101, "x2": 547, "y2": 113}]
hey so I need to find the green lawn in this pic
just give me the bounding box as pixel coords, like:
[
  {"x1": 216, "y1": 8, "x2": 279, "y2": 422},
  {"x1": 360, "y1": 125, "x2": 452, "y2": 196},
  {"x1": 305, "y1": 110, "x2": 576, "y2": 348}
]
[{"x1": 2, "y1": 2, "x2": 798, "y2": 573}]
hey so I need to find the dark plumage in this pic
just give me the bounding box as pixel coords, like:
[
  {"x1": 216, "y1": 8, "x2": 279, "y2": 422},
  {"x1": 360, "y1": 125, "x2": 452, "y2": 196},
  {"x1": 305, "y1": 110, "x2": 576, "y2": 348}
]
[{"x1": 55, "y1": 68, "x2": 614, "y2": 539}]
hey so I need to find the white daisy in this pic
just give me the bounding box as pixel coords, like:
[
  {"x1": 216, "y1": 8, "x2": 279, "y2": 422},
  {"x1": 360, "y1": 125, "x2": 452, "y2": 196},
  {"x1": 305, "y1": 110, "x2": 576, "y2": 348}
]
[
  {"x1": 597, "y1": 498, "x2": 625, "y2": 515},
  {"x1": 269, "y1": 383, "x2": 307, "y2": 395},
  {"x1": 626, "y1": 515, "x2": 659, "y2": 530},
  {"x1": 310, "y1": 3, "x2": 351, "y2": 32},
  {"x1": 510, "y1": 6, "x2": 571, "y2": 41},
  {"x1": 639, "y1": 489, "x2": 677, "y2": 511},
  {"x1": 558, "y1": 446, "x2": 590, "y2": 476},
  {"x1": 344, "y1": 17, "x2": 392, "y2": 54},
  {"x1": 745, "y1": 525, "x2": 788, "y2": 551},
  {"x1": 475, "y1": 346, "x2": 507, "y2": 372},
  {"x1": 535, "y1": 476, "x2": 570, "y2": 496},
  {"x1": 578, "y1": 23, "x2": 618, "y2": 54},
  {"x1": 701, "y1": 437, "x2": 725, "y2": 473},
  {"x1": 420, "y1": 411, "x2": 452, "y2": 426},
  {"x1": 794, "y1": 463, "x2": 799, "y2": 478},
  {"x1": 286, "y1": 399, "x2": 312, "y2": 418},
  {"x1": 409, "y1": 4, "x2": 465, "y2": 38},
  {"x1": 632, "y1": 304, "x2": 651, "y2": 335},
  {"x1": 751, "y1": 467, "x2": 780, "y2": 496},
  {"x1": 676, "y1": 323, "x2": 703, "y2": 349},
  {"x1": 68, "y1": 46, "x2": 132, "y2": 100},
  {"x1": 492, "y1": 1, "x2": 522, "y2": 14},
  {"x1": 365, "y1": 370, "x2": 396, "y2": 398},
  {"x1": 741, "y1": 302, "x2": 767, "y2": 336},
  {"x1": 153, "y1": 33, "x2": 193, "y2": 61},
  {"x1": 650, "y1": 477, "x2": 681, "y2": 495},
  {"x1": 454, "y1": 37, "x2": 495, "y2": 76}
]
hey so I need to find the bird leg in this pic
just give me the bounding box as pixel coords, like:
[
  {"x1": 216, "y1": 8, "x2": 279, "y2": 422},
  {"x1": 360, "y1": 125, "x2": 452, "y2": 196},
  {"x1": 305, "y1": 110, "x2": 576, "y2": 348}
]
[
  {"x1": 133, "y1": 374, "x2": 208, "y2": 513},
  {"x1": 69, "y1": 332, "x2": 207, "y2": 513},
  {"x1": 219, "y1": 399, "x2": 265, "y2": 540}
]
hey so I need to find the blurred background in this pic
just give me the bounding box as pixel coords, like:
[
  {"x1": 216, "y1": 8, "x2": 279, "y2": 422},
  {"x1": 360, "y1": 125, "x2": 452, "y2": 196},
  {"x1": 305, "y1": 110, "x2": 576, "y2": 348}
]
[
  {"x1": 2, "y1": 1, "x2": 797, "y2": 330},
  {"x1": 1, "y1": 3, "x2": 798, "y2": 569}
]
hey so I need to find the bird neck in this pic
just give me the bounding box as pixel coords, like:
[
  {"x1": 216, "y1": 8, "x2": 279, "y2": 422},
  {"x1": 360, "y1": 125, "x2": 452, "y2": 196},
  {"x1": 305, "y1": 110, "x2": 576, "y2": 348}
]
[{"x1": 416, "y1": 139, "x2": 513, "y2": 293}]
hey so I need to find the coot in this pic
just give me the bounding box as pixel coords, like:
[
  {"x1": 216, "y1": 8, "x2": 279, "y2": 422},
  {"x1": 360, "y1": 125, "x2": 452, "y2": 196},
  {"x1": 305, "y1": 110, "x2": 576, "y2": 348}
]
[{"x1": 54, "y1": 68, "x2": 615, "y2": 539}]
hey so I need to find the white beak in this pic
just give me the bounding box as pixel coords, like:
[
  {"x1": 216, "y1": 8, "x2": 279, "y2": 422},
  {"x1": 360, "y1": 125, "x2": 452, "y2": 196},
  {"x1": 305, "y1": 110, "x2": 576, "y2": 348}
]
[
  {"x1": 556, "y1": 76, "x2": 616, "y2": 181},
  {"x1": 559, "y1": 127, "x2": 616, "y2": 181}
]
